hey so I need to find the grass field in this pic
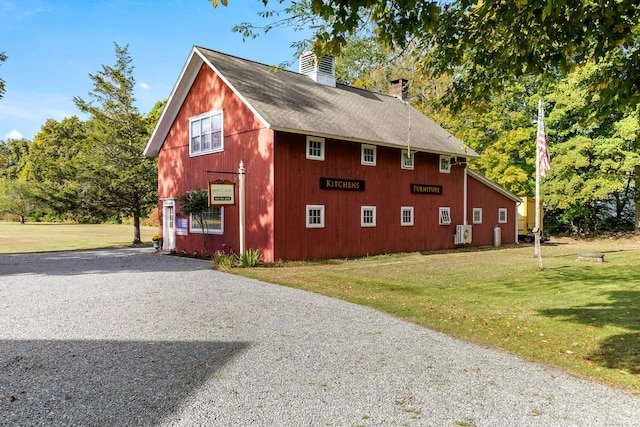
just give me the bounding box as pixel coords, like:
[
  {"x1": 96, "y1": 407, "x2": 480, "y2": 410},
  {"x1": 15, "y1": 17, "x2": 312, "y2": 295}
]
[
  {"x1": 0, "y1": 222, "x2": 157, "y2": 253},
  {"x1": 234, "y1": 236, "x2": 640, "y2": 392}
]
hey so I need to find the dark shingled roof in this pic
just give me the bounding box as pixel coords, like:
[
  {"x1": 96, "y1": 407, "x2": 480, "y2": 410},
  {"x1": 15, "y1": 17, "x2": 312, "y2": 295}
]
[{"x1": 144, "y1": 46, "x2": 479, "y2": 159}]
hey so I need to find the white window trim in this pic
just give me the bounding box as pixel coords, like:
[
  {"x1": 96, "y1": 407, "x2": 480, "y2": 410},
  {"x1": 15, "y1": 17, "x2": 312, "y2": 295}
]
[
  {"x1": 189, "y1": 207, "x2": 224, "y2": 234},
  {"x1": 361, "y1": 144, "x2": 377, "y2": 166},
  {"x1": 401, "y1": 151, "x2": 414, "y2": 170},
  {"x1": 189, "y1": 109, "x2": 224, "y2": 157},
  {"x1": 306, "y1": 136, "x2": 325, "y2": 161},
  {"x1": 306, "y1": 205, "x2": 325, "y2": 228},
  {"x1": 498, "y1": 208, "x2": 508, "y2": 224},
  {"x1": 439, "y1": 207, "x2": 451, "y2": 225},
  {"x1": 361, "y1": 206, "x2": 377, "y2": 227},
  {"x1": 439, "y1": 155, "x2": 451, "y2": 173},
  {"x1": 473, "y1": 208, "x2": 483, "y2": 224},
  {"x1": 401, "y1": 206, "x2": 414, "y2": 226}
]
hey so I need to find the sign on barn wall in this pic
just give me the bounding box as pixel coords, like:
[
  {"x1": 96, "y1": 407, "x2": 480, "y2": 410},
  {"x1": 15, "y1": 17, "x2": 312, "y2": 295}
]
[
  {"x1": 320, "y1": 177, "x2": 365, "y2": 191},
  {"x1": 411, "y1": 184, "x2": 443, "y2": 195},
  {"x1": 209, "y1": 180, "x2": 236, "y2": 206}
]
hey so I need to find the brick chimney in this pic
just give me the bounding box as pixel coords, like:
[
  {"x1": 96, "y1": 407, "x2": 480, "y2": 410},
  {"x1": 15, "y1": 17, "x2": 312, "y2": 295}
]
[{"x1": 389, "y1": 79, "x2": 408, "y2": 100}]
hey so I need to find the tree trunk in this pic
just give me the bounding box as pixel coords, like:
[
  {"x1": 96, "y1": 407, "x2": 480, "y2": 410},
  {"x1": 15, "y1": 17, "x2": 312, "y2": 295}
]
[{"x1": 133, "y1": 210, "x2": 141, "y2": 244}]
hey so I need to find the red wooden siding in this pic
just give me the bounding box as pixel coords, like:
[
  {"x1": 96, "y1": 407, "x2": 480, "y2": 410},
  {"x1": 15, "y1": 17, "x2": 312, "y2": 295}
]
[
  {"x1": 273, "y1": 132, "x2": 470, "y2": 260},
  {"x1": 466, "y1": 176, "x2": 517, "y2": 245},
  {"x1": 158, "y1": 64, "x2": 275, "y2": 257}
]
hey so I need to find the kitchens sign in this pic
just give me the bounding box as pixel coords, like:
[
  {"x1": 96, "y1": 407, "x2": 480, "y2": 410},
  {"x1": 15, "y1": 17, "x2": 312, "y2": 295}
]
[{"x1": 320, "y1": 177, "x2": 365, "y2": 191}]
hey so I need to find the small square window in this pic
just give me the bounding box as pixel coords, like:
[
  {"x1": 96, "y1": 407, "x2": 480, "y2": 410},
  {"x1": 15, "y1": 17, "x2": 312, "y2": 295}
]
[
  {"x1": 361, "y1": 206, "x2": 376, "y2": 227},
  {"x1": 473, "y1": 208, "x2": 483, "y2": 224},
  {"x1": 306, "y1": 136, "x2": 325, "y2": 161},
  {"x1": 401, "y1": 206, "x2": 414, "y2": 226},
  {"x1": 439, "y1": 155, "x2": 451, "y2": 173},
  {"x1": 361, "y1": 144, "x2": 377, "y2": 166},
  {"x1": 306, "y1": 205, "x2": 325, "y2": 228},
  {"x1": 401, "y1": 151, "x2": 414, "y2": 170},
  {"x1": 498, "y1": 208, "x2": 508, "y2": 223},
  {"x1": 439, "y1": 207, "x2": 451, "y2": 225}
]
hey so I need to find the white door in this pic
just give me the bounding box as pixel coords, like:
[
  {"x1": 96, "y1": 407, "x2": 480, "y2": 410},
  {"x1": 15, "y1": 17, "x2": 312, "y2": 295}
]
[{"x1": 162, "y1": 200, "x2": 176, "y2": 251}]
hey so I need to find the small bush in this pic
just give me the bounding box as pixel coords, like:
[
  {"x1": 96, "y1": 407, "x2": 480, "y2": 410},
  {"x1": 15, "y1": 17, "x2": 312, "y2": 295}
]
[
  {"x1": 239, "y1": 248, "x2": 262, "y2": 267},
  {"x1": 213, "y1": 252, "x2": 236, "y2": 269}
]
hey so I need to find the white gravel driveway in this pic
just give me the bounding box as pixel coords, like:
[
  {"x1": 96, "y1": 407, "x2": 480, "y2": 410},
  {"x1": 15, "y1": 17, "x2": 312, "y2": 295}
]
[{"x1": 0, "y1": 247, "x2": 639, "y2": 426}]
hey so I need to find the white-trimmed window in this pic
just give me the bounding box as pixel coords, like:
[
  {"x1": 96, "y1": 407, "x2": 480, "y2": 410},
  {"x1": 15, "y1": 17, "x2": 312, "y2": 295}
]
[
  {"x1": 439, "y1": 207, "x2": 451, "y2": 225},
  {"x1": 439, "y1": 155, "x2": 451, "y2": 173},
  {"x1": 306, "y1": 205, "x2": 325, "y2": 228},
  {"x1": 190, "y1": 207, "x2": 223, "y2": 234},
  {"x1": 473, "y1": 208, "x2": 483, "y2": 224},
  {"x1": 401, "y1": 151, "x2": 414, "y2": 170},
  {"x1": 306, "y1": 136, "x2": 325, "y2": 161},
  {"x1": 498, "y1": 208, "x2": 508, "y2": 223},
  {"x1": 361, "y1": 206, "x2": 377, "y2": 227},
  {"x1": 190, "y1": 109, "x2": 223, "y2": 156},
  {"x1": 401, "y1": 206, "x2": 414, "y2": 226},
  {"x1": 361, "y1": 144, "x2": 377, "y2": 166}
]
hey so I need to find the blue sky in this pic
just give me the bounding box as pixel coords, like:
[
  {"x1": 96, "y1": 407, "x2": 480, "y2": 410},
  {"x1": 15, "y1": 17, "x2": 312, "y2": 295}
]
[{"x1": 0, "y1": 0, "x2": 309, "y2": 141}]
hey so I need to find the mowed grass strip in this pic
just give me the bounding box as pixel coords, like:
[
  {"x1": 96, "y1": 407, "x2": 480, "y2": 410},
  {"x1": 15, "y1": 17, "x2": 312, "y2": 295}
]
[
  {"x1": 0, "y1": 222, "x2": 158, "y2": 253},
  {"x1": 235, "y1": 238, "x2": 640, "y2": 392}
]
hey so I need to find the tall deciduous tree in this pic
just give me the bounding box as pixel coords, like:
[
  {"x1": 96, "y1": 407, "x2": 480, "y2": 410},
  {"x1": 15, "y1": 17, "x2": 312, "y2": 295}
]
[
  {"x1": 0, "y1": 138, "x2": 31, "y2": 180},
  {"x1": 0, "y1": 177, "x2": 42, "y2": 223},
  {"x1": 23, "y1": 117, "x2": 91, "y2": 221},
  {"x1": 74, "y1": 43, "x2": 157, "y2": 243},
  {"x1": 219, "y1": 0, "x2": 640, "y2": 111}
]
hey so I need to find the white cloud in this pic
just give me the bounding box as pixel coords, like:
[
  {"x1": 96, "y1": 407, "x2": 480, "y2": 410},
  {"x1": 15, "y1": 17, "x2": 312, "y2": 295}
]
[
  {"x1": 139, "y1": 83, "x2": 150, "y2": 90},
  {"x1": 4, "y1": 129, "x2": 23, "y2": 140},
  {"x1": 0, "y1": 91, "x2": 80, "y2": 140}
]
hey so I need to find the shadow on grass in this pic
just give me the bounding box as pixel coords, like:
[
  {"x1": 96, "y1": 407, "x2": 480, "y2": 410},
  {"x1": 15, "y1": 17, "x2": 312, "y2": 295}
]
[
  {"x1": 0, "y1": 339, "x2": 249, "y2": 425},
  {"x1": 539, "y1": 290, "x2": 640, "y2": 374}
]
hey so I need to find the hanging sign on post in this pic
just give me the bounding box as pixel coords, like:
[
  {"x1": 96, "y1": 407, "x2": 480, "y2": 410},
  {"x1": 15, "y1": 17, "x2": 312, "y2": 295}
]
[{"x1": 208, "y1": 179, "x2": 236, "y2": 206}]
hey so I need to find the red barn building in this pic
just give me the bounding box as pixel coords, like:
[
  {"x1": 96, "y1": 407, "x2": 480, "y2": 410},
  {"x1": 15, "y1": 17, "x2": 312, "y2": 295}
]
[{"x1": 144, "y1": 47, "x2": 520, "y2": 261}]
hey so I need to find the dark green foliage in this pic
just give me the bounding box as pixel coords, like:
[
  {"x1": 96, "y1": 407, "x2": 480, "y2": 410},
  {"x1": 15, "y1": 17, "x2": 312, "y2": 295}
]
[{"x1": 73, "y1": 43, "x2": 157, "y2": 242}]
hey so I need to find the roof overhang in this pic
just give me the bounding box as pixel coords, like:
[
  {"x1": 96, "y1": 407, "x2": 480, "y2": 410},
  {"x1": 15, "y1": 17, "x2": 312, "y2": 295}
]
[{"x1": 270, "y1": 127, "x2": 480, "y2": 159}]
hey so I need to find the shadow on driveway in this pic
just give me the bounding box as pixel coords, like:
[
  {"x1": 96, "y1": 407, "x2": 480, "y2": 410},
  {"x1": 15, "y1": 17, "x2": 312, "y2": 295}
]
[
  {"x1": 0, "y1": 339, "x2": 250, "y2": 426},
  {"x1": 0, "y1": 248, "x2": 211, "y2": 276}
]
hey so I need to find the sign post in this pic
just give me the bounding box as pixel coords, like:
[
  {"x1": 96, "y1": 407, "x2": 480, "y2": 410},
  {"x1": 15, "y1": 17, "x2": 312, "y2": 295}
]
[{"x1": 238, "y1": 161, "x2": 246, "y2": 256}]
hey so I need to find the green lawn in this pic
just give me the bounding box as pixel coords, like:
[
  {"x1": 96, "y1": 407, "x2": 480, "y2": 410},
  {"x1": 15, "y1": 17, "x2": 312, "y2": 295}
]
[
  {"x1": 0, "y1": 222, "x2": 157, "y2": 253},
  {"x1": 233, "y1": 237, "x2": 640, "y2": 392}
]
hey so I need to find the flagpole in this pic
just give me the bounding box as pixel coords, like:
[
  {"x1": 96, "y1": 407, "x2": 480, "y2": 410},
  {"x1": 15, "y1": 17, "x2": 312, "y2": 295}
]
[{"x1": 535, "y1": 99, "x2": 543, "y2": 269}]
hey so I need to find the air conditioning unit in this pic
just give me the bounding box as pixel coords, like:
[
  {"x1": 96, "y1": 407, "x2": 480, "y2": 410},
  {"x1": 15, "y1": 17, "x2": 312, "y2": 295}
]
[{"x1": 455, "y1": 225, "x2": 472, "y2": 245}]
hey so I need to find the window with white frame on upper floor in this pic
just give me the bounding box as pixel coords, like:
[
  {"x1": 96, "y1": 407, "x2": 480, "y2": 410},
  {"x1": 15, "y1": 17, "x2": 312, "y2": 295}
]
[
  {"x1": 190, "y1": 109, "x2": 223, "y2": 156},
  {"x1": 306, "y1": 136, "x2": 325, "y2": 160},
  {"x1": 401, "y1": 151, "x2": 414, "y2": 170},
  {"x1": 401, "y1": 206, "x2": 414, "y2": 226},
  {"x1": 361, "y1": 206, "x2": 376, "y2": 227},
  {"x1": 473, "y1": 208, "x2": 483, "y2": 224},
  {"x1": 306, "y1": 205, "x2": 325, "y2": 228},
  {"x1": 439, "y1": 155, "x2": 451, "y2": 173},
  {"x1": 439, "y1": 207, "x2": 451, "y2": 225},
  {"x1": 498, "y1": 208, "x2": 508, "y2": 223},
  {"x1": 189, "y1": 206, "x2": 223, "y2": 234},
  {"x1": 361, "y1": 144, "x2": 377, "y2": 166}
]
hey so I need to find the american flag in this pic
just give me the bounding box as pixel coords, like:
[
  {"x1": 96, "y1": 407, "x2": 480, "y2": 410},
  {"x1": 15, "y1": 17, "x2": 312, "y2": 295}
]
[{"x1": 537, "y1": 100, "x2": 551, "y2": 177}]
